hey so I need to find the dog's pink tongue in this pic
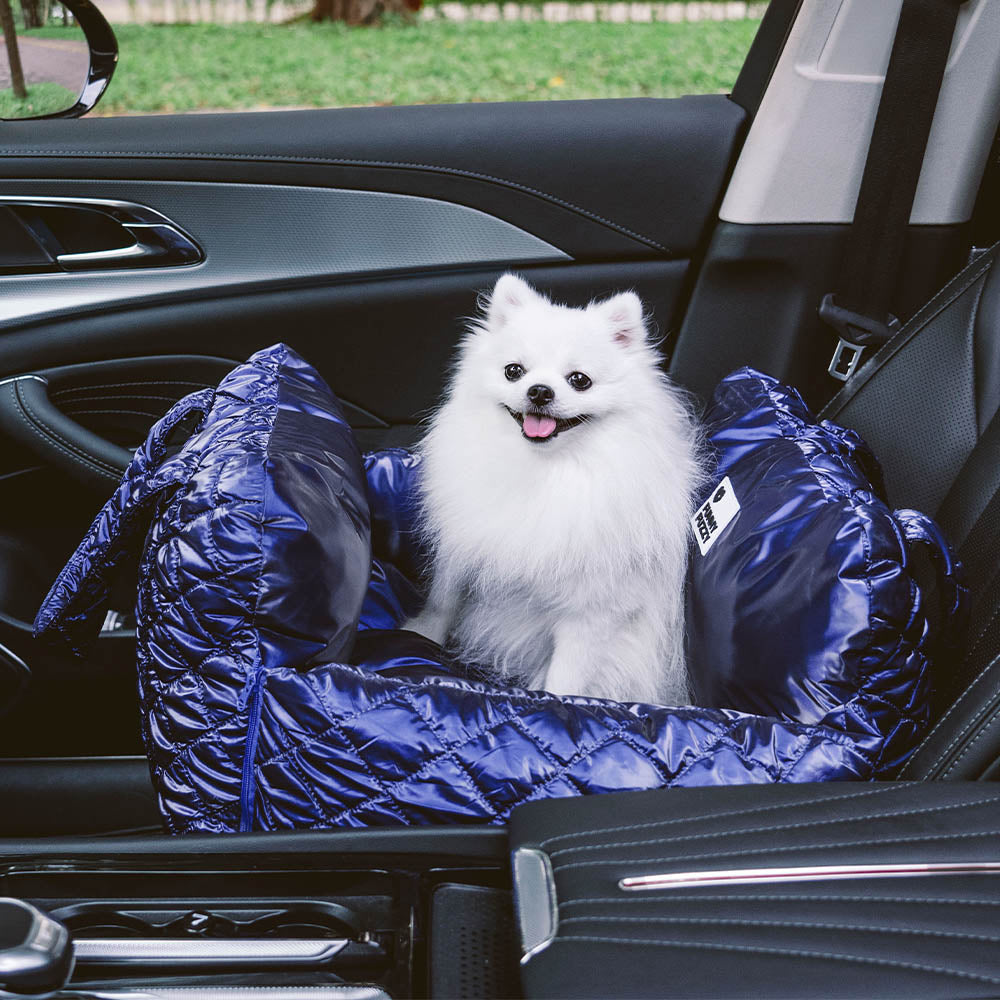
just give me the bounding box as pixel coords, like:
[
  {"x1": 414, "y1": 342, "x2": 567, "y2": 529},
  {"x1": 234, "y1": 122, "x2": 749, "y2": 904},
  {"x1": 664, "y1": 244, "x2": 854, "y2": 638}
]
[{"x1": 523, "y1": 413, "x2": 557, "y2": 439}]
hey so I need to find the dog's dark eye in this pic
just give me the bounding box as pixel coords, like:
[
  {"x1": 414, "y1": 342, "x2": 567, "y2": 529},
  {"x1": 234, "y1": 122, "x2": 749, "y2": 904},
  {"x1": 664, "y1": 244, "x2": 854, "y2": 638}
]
[
  {"x1": 505, "y1": 363, "x2": 526, "y2": 382},
  {"x1": 567, "y1": 371, "x2": 592, "y2": 391}
]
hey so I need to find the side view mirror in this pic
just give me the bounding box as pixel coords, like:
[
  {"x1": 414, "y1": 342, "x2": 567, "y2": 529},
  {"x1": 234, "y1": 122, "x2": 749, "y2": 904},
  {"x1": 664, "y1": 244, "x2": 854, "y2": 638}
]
[{"x1": 0, "y1": 0, "x2": 116, "y2": 120}]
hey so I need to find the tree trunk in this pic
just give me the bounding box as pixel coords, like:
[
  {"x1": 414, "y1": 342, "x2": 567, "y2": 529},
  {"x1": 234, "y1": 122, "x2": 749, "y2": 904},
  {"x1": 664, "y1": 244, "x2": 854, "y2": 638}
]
[
  {"x1": 0, "y1": 0, "x2": 27, "y2": 100},
  {"x1": 20, "y1": 0, "x2": 49, "y2": 29},
  {"x1": 309, "y1": 0, "x2": 419, "y2": 23}
]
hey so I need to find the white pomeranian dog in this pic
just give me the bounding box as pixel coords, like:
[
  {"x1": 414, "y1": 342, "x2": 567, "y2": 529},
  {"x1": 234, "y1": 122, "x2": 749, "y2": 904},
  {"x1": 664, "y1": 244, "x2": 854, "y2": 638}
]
[{"x1": 404, "y1": 273, "x2": 703, "y2": 704}]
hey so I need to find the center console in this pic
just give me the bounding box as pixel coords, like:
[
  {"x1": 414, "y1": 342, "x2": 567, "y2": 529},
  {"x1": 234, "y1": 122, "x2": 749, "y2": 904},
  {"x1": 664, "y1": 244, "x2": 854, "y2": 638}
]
[{"x1": 0, "y1": 827, "x2": 517, "y2": 1000}]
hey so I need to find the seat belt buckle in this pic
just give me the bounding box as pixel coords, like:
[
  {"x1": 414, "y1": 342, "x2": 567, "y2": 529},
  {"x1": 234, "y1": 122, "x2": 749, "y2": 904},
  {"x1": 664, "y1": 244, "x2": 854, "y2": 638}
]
[{"x1": 820, "y1": 294, "x2": 901, "y2": 382}]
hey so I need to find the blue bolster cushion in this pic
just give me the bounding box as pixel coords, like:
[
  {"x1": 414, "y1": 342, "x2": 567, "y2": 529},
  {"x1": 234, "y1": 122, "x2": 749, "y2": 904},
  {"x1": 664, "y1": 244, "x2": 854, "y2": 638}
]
[{"x1": 34, "y1": 353, "x2": 964, "y2": 833}]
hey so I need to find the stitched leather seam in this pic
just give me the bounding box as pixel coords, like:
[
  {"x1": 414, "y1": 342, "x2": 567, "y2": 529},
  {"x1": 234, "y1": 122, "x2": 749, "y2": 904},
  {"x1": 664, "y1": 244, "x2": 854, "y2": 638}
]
[
  {"x1": 0, "y1": 149, "x2": 669, "y2": 252},
  {"x1": 10, "y1": 381, "x2": 121, "y2": 482},
  {"x1": 560, "y1": 913, "x2": 1000, "y2": 946},
  {"x1": 941, "y1": 706, "x2": 1000, "y2": 778},
  {"x1": 543, "y1": 933, "x2": 1000, "y2": 985},
  {"x1": 17, "y1": 380, "x2": 123, "y2": 475},
  {"x1": 929, "y1": 680, "x2": 1000, "y2": 777},
  {"x1": 547, "y1": 790, "x2": 1000, "y2": 858},
  {"x1": 538, "y1": 783, "x2": 904, "y2": 850},
  {"x1": 61, "y1": 393, "x2": 190, "y2": 406},
  {"x1": 53, "y1": 379, "x2": 212, "y2": 395},
  {"x1": 899, "y1": 652, "x2": 1000, "y2": 778},
  {"x1": 67, "y1": 409, "x2": 169, "y2": 420},
  {"x1": 960, "y1": 601, "x2": 1000, "y2": 666},
  {"x1": 552, "y1": 827, "x2": 1000, "y2": 872}
]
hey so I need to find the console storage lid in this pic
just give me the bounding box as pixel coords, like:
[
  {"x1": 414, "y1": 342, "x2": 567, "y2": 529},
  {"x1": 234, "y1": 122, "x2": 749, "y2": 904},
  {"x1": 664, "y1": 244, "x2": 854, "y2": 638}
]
[{"x1": 508, "y1": 782, "x2": 1000, "y2": 999}]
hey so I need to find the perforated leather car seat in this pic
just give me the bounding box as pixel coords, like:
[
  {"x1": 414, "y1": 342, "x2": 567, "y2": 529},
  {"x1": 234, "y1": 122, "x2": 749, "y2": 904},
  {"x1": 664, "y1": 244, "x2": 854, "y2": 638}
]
[{"x1": 824, "y1": 241, "x2": 1000, "y2": 779}]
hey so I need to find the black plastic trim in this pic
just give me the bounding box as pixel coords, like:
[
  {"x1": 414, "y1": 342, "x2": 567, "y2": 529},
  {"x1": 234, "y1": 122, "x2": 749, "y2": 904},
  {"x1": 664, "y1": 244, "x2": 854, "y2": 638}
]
[
  {"x1": 0, "y1": 826, "x2": 509, "y2": 861},
  {"x1": 730, "y1": 0, "x2": 804, "y2": 119}
]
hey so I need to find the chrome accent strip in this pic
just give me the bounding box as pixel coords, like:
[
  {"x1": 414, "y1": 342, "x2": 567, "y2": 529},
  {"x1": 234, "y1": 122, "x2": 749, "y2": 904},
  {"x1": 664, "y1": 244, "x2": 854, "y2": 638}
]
[
  {"x1": 75, "y1": 988, "x2": 388, "y2": 1000},
  {"x1": 512, "y1": 847, "x2": 559, "y2": 965},
  {"x1": 620, "y1": 862, "x2": 1000, "y2": 892},
  {"x1": 73, "y1": 938, "x2": 348, "y2": 966},
  {"x1": 57, "y1": 243, "x2": 149, "y2": 266},
  {"x1": 0, "y1": 375, "x2": 47, "y2": 388}
]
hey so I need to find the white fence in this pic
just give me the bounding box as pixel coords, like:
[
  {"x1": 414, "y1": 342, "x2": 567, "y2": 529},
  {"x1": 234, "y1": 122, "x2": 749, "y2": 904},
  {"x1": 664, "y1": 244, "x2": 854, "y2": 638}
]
[{"x1": 95, "y1": 0, "x2": 766, "y2": 24}]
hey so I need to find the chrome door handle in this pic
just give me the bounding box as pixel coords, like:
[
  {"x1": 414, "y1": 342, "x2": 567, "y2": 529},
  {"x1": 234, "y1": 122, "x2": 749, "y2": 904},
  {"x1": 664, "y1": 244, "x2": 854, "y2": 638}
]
[
  {"x1": 0, "y1": 197, "x2": 203, "y2": 272},
  {"x1": 55, "y1": 223, "x2": 202, "y2": 270}
]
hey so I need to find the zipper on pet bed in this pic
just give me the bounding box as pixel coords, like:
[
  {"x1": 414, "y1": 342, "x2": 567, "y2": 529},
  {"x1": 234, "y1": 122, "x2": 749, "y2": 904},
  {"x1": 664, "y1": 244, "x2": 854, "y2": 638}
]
[{"x1": 238, "y1": 667, "x2": 267, "y2": 833}]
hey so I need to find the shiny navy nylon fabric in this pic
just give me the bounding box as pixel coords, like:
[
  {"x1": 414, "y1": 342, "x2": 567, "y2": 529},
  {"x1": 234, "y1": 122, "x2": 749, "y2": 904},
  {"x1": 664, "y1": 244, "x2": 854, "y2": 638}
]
[
  {"x1": 35, "y1": 356, "x2": 960, "y2": 833},
  {"x1": 34, "y1": 343, "x2": 372, "y2": 833},
  {"x1": 688, "y1": 368, "x2": 965, "y2": 776}
]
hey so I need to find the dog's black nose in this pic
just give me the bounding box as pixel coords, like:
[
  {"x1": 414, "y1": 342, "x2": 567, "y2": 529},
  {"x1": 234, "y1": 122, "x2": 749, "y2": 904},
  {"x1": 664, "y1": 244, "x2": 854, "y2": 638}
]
[{"x1": 527, "y1": 384, "x2": 554, "y2": 406}]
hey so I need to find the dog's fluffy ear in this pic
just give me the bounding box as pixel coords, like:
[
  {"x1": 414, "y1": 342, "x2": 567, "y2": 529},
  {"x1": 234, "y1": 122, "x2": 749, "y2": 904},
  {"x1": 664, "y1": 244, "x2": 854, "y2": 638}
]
[
  {"x1": 486, "y1": 273, "x2": 540, "y2": 328},
  {"x1": 593, "y1": 291, "x2": 646, "y2": 347}
]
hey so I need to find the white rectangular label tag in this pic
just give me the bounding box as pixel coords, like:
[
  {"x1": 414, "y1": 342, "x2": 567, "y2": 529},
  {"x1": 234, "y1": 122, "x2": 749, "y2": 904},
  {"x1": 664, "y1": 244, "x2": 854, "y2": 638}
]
[{"x1": 692, "y1": 476, "x2": 740, "y2": 556}]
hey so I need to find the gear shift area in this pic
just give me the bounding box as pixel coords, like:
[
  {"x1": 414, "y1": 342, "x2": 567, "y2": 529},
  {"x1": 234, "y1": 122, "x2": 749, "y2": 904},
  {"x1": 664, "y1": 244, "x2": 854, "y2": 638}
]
[{"x1": 0, "y1": 898, "x2": 74, "y2": 995}]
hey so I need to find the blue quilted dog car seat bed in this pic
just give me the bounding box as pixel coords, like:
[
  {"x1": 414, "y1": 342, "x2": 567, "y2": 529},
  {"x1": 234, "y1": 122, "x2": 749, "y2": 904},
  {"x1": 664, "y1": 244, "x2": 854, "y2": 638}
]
[{"x1": 35, "y1": 347, "x2": 965, "y2": 834}]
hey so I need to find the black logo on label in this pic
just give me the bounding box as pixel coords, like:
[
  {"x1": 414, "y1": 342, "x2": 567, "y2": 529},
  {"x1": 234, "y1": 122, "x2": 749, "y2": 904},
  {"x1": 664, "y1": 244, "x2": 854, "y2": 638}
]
[
  {"x1": 695, "y1": 504, "x2": 718, "y2": 544},
  {"x1": 713, "y1": 485, "x2": 727, "y2": 504}
]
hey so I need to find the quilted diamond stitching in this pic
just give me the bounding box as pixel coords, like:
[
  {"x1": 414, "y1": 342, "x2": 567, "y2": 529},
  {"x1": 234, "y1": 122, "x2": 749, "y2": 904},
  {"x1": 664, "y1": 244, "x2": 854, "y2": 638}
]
[
  {"x1": 504, "y1": 713, "x2": 592, "y2": 798},
  {"x1": 398, "y1": 686, "x2": 502, "y2": 820}
]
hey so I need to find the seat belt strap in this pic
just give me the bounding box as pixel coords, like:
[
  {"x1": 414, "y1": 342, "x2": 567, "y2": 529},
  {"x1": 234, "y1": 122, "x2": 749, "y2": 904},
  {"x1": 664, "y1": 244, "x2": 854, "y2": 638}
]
[{"x1": 824, "y1": 0, "x2": 967, "y2": 382}]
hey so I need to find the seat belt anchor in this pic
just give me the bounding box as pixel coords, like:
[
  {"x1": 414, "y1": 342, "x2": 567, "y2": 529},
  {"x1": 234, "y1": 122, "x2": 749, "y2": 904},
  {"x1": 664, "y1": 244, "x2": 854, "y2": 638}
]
[{"x1": 820, "y1": 294, "x2": 900, "y2": 382}]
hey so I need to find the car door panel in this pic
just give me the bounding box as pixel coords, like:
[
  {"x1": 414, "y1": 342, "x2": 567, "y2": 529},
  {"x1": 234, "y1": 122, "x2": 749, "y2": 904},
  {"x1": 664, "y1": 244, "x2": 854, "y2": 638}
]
[{"x1": 0, "y1": 96, "x2": 747, "y2": 264}]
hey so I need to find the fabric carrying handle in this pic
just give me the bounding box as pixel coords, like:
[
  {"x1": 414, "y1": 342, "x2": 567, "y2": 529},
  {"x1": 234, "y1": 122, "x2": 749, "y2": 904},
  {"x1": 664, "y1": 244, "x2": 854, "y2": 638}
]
[{"x1": 33, "y1": 388, "x2": 216, "y2": 656}]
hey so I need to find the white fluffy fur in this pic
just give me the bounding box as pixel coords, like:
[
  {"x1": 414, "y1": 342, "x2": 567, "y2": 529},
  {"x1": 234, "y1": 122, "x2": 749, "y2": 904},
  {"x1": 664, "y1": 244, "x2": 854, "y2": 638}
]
[{"x1": 404, "y1": 274, "x2": 703, "y2": 704}]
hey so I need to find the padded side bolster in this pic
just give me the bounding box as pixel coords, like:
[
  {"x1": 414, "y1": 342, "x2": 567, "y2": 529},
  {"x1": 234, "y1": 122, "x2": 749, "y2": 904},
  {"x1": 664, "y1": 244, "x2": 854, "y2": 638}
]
[
  {"x1": 0, "y1": 375, "x2": 131, "y2": 494},
  {"x1": 509, "y1": 782, "x2": 1000, "y2": 999}
]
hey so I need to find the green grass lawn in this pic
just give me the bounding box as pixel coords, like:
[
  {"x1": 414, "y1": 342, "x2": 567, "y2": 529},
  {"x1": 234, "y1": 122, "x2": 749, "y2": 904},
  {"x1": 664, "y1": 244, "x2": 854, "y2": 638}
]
[
  {"x1": 0, "y1": 81, "x2": 78, "y2": 117},
  {"x1": 26, "y1": 19, "x2": 758, "y2": 113}
]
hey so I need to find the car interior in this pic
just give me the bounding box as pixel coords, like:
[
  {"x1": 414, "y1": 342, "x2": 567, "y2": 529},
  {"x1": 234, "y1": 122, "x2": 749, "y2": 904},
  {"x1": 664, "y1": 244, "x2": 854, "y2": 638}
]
[{"x1": 3, "y1": 0, "x2": 1000, "y2": 996}]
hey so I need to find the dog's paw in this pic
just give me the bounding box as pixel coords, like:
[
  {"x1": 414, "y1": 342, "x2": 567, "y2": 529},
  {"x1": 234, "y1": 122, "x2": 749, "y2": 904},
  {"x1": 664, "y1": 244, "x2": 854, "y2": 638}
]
[{"x1": 402, "y1": 613, "x2": 450, "y2": 646}]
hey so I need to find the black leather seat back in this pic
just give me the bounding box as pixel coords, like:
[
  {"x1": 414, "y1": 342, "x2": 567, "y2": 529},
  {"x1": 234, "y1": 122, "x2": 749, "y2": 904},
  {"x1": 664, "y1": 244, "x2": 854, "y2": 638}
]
[
  {"x1": 823, "y1": 242, "x2": 1000, "y2": 779},
  {"x1": 824, "y1": 245, "x2": 1000, "y2": 527}
]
